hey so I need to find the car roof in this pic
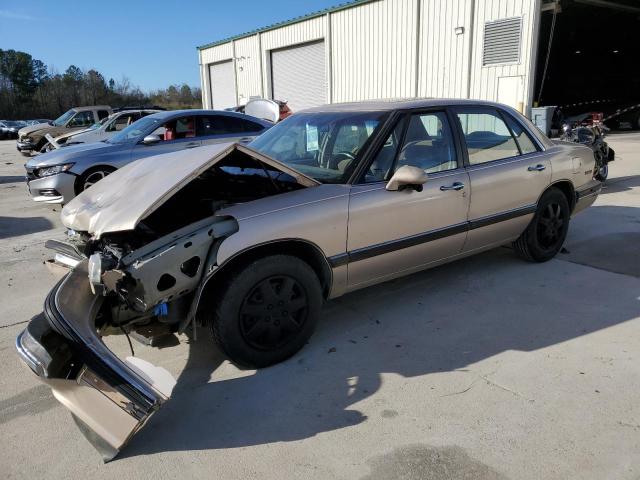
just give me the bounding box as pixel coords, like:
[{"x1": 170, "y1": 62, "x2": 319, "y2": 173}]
[
  {"x1": 144, "y1": 109, "x2": 273, "y2": 125},
  {"x1": 73, "y1": 105, "x2": 112, "y2": 111},
  {"x1": 109, "y1": 109, "x2": 160, "y2": 117},
  {"x1": 299, "y1": 98, "x2": 515, "y2": 113}
]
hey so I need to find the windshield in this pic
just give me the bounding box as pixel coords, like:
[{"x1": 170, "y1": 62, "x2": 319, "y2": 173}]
[
  {"x1": 249, "y1": 111, "x2": 388, "y2": 183},
  {"x1": 52, "y1": 109, "x2": 76, "y2": 126},
  {"x1": 107, "y1": 116, "x2": 161, "y2": 144}
]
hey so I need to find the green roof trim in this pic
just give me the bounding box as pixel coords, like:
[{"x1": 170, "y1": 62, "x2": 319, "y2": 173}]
[{"x1": 196, "y1": 0, "x2": 375, "y2": 50}]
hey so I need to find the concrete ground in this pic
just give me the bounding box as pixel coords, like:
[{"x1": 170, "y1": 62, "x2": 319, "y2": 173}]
[{"x1": 0, "y1": 135, "x2": 638, "y2": 479}]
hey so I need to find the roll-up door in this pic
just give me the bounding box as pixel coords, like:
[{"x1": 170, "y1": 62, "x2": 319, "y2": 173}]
[
  {"x1": 209, "y1": 60, "x2": 236, "y2": 109},
  {"x1": 271, "y1": 40, "x2": 326, "y2": 112}
]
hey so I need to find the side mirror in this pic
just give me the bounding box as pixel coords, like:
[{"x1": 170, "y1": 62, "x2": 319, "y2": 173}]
[
  {"x1": 386, "y1": 165, "x2": 428, "y2": 192},
  {"x1": 142, "y1": 134, "x2": 161, "y2": 145}
]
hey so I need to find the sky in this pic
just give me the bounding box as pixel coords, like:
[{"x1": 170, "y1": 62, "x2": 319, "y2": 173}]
[{"x1": 0, "y1": 0, "x2": 341, "y2": 92}]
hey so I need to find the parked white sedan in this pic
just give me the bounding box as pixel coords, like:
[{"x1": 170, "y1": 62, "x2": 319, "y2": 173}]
[{"x1": 42, "y1": 109, "x2": 161, "y2": 152}]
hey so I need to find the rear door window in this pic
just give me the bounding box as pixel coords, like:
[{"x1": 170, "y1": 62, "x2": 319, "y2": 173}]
[
  {"x1": 222, "y1": 116, "x2": 264, "y2": 134},
  {"x1": 197, "y1": 116, "x2": 227, "y2": 136},
  {"x1": 503, "y1": 112, "x2": 539, "y2": 154},
  {"x1": 455, "y1": 108, "x2": 520, "y2": 164}
]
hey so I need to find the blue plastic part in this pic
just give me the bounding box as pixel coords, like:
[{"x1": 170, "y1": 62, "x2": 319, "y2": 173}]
[{"x1": 153, "y1": 303, "x2": 168, "y2": 316}]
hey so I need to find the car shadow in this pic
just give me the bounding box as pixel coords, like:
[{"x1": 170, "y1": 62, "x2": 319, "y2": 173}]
[
  {"x1": 599, "y1": 174, "x2": 640, "y2": 194},
  {"x1": 0, "y1": 216, "x2": 53, "y2": 239},
  {"x1": 122, "y1": 237, "x2": 640, "y2": 459},
  {"x1": 0, "y1": 176, "x2": 26, "y2": 185}
]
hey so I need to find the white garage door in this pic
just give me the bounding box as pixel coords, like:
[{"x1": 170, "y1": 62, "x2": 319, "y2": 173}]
[
  {"x1": 209, "y1": 60, "x2": 236, "y2": 109},
  {"x1": 271, "y1": 41, "x2": 326, "y2": 112}
]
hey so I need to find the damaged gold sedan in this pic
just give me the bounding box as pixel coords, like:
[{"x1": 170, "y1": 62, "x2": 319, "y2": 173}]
[{"x1": 15, "y1": 100, "x2": 601, "y2": 460}]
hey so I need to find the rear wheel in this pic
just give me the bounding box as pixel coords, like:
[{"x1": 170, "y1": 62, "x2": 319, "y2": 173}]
[
  {"x1": 513, "y1": 187, "x2": 570, "y2": 262},
  {"x1": 595, "y1": 161, "x2": 608, "y2": 182},
  {"x1": 207, "y1": 255, "x2": 323, "y2": 368}
]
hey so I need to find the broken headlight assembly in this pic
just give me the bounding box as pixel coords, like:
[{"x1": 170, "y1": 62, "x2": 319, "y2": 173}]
[
  {"x1": 36, "y1": 163, "x2": 75, "y2": 178},
  {"x1": 87, "y1": 253, "x2": 103, "y2": 292},
  {"x1": 88, "y1": 252, "x2": 118, "y2": 294}
]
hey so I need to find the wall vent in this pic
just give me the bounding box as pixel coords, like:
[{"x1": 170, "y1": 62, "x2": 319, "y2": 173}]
[{"x1": 483, "y1": 17, "x2": 522, "y2": 66}]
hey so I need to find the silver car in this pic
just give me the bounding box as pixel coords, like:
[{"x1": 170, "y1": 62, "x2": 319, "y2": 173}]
[
  {"x1": 24, "y1": 109, "x2": 272, "y2": 204},
  {"x1": 16, "y1": 99, "x2": 600, "y2": 460}
]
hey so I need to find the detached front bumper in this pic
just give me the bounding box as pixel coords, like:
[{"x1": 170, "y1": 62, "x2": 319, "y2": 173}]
[{"x1": 15, "y1": 262, "x2": 175, "y2": 461}]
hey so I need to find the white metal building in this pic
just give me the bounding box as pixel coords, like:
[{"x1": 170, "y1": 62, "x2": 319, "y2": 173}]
[{"x1": 197, "y1": 0, "x2": 640, "y2": 118}]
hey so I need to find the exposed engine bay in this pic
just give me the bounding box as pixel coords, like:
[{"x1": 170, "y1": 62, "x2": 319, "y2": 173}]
[{"x1": 50, "y1": 147, "x2": 308, "y2": 340}]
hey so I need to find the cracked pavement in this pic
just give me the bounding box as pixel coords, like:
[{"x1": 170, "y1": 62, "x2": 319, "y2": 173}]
[{"x1": 0, "y1": 135, "x2": 639, "y2": 479}]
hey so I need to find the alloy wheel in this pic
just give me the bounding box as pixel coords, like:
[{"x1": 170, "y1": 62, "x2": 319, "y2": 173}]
[
  {"x1": 536, "y1": 202, "x2": 565, "y2": 249},
  {"x1": 83, "y1": 170, "x2": 110, "y2": 190}
]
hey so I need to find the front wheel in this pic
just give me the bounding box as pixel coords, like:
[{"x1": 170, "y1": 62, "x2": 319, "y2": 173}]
[
  {"x1": 513, "y1": 187, "x2": 570, "y2": 262},
  {"x1": 75, "y1": 166, "x2": 115, "y2": 194},
  {"x1": 207, "y1": 255, "x2": 323, "y2": 368}
]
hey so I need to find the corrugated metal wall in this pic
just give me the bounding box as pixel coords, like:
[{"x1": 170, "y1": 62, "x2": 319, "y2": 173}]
[
  {"x1": 418, "y1": 0, "x2": 473, "y2": 99},
  {"x1": 330, "y1": 0, "x2": 417, "y2": 102},
  {"x1": 198, "y1": 0, "x2": 539, "y2": 112},
  {"x1": 469, "y1": 0, "x2": 539, "y2": 111}
]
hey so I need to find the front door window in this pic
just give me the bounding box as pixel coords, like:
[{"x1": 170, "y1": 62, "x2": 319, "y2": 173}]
[{"x1": 68, "y1": 111, "x2": 94, "y2": 128}]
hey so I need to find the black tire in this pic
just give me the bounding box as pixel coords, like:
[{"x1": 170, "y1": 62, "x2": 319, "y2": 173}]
[
  {"x1": 594, "y1": 159, "x2": 608, "y2": 182},
  {"x1": 75, "y1": 166, "x2": 116, "y2": 194},
  {"x1": 207, "y1": 254, "x2": 323, "y2": 368},
  {"x1": 513, "y1": 187, "x2": 570, "y2": 262}
]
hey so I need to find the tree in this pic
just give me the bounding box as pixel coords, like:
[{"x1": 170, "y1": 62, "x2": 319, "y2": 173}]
[
  {"x1": 179, "y1": 84, "x2": 193, "y2": 106},
  {"x1": 0, "y1": 48, "x2": 202, "y2": 118},
  {"x1": 85, "y1": 69, "x2": 107, "y2": 105}
]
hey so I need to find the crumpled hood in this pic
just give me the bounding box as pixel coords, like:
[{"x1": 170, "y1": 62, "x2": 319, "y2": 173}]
[
  {"x1": 18, "y1": 123, "x2": 50, "y2": 137},
  {"x1": 26, "y1": 141, "x2": 117, "y2": 168},
  {"x1": 61, "y1": 142, "x2": 318, "y2": 238}
]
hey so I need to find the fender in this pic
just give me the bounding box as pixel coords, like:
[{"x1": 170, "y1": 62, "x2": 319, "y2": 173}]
[{"x1": 183, "y1": 237, "x2": 337, "y2": 335}]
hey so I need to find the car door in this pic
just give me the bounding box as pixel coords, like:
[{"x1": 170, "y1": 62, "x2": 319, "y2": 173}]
[
  {"x1": 131, "y1": 115, "x2": 200, "y2": 159},
  {"x1": 346, "y1": 110, "x2": 470, "y2": 290},
  {"x1": 197, "y1": 114, "x2": 265, "y2": 146},
  {"x1": 452, "y1": 106, "x2": 551, "y2": 252}
]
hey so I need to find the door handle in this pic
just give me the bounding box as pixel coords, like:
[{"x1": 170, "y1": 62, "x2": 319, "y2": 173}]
[
  {"x1": 238, "y1": 137, "x2": 253, "y2": 143},
  {"x1": 440, "y1": 182, "x2": 465, "y2": 191},
  {"x1": 528, "y1": 164, "x2": 546, "y2": 171},
  {"x1": 185, "y1": 142, "x2": 199, "y2": 149}
]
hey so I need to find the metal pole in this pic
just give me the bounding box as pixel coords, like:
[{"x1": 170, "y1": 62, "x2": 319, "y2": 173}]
[{"x1": 466, "y1": 0, "x2": 476, "y2": 99}]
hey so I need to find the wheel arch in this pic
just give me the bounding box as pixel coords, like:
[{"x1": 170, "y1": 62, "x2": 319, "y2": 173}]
[
  {"x1": 195, "y1": 238, "x2": 334, "y2": 322},
  {"x1": 543, "y1": 180, "x2": 576, "y2": 212},
  {"x1": 74, "y1": 164, "x2": 117, "y2": 194}
]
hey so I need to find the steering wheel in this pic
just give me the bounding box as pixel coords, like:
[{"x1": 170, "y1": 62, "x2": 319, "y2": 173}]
[{"x1": 329, "y1": 151, "x2": 356, "y2": 170}]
